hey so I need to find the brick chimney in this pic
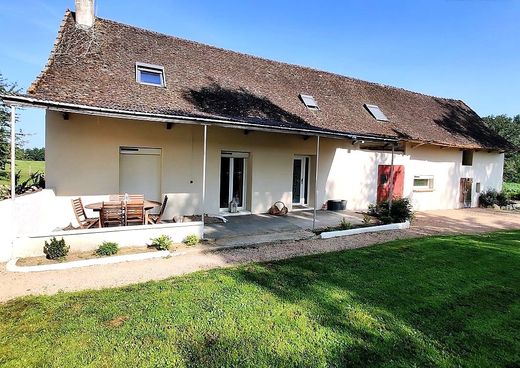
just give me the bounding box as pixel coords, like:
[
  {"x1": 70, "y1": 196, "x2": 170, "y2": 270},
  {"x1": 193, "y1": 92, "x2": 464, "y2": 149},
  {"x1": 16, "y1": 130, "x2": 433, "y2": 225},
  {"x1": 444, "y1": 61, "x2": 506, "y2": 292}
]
[{"x1": 75, "y1": 0, "x2": 95, "y2": 28}]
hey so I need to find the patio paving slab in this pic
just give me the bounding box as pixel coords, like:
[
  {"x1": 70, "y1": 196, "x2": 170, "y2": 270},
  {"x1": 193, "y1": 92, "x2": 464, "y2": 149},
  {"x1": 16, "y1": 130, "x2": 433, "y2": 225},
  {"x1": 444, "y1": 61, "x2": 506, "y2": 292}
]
[
  {"x1": 205, "y1": 210, "x2": 364, "y2": 240},
  {"x1": 212, "y1": 230, "x2": 315, "y2": 248}
]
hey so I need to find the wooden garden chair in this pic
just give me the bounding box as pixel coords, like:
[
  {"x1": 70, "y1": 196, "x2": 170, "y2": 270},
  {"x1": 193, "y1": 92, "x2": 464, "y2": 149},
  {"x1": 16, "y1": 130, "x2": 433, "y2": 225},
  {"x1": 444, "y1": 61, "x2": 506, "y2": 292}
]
[
  {"x1": 71, "y1": 198, "x2": 99, "y2": 229},
  {"x1": 148, "y1": 195, "x2": 168, "y2": 224},
  {"x1": 100, "y1": 201, "x2": 124, "y2": 227},
  {"x1": 125, "y1": 200, "x2": 145, "y2": 226}
]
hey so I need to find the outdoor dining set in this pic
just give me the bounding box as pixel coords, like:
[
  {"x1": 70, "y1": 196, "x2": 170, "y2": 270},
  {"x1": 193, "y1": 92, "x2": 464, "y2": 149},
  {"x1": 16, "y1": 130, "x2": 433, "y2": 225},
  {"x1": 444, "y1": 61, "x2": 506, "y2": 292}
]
[{"x1": 71, "y1": 195, "x2": 168, "y2": 229}]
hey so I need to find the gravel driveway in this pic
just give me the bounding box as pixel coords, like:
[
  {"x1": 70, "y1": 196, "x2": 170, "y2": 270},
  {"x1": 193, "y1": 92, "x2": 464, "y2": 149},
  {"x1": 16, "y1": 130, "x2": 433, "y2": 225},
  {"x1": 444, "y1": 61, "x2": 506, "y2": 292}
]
[{"x1": 1, "y1": 208, "x2": 519, "y2": 302}]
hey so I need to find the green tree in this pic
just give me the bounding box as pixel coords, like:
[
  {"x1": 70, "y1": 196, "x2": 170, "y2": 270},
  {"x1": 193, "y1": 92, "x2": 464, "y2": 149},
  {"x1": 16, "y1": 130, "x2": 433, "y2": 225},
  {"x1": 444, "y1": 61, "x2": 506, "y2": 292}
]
[
  {"x1": 23, "y1": 147, "x2": 45, "y2": 161},
  {"x1": 483, "y1": 114, "x2": 520, "y2": 182},
  {"x1": 0, "y1": 73, "x2": 23, "y2": 170}
]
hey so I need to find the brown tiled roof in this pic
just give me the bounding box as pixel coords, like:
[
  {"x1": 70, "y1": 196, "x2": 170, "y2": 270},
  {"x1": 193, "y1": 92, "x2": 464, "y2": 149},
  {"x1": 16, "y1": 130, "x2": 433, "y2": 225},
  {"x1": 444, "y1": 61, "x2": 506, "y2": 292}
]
[{"x1": 27, "y1": 10, "x2": 513, "y2": 150}]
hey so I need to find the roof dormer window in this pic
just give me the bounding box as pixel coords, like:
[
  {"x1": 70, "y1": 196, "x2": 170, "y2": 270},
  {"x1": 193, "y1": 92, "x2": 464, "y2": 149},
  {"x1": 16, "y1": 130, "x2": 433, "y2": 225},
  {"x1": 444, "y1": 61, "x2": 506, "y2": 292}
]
[
  {"x1": 300, "y1": 94, "x2": 319, "y2": 110},
  {"x1": 136, "y1": 62, "x2": 165, "y2": 87},
  {"x1": 364, "y1": 104, "x2": 388, "y2": 122}
]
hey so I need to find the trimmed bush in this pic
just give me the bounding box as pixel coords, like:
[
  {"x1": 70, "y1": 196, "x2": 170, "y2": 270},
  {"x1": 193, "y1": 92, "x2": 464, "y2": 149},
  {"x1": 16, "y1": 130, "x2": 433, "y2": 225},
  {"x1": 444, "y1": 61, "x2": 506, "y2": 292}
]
[
  {"x1": 183, "y1": 234, "x2": 199, "y2": 247},
  {"x1": 479, "y1": 189, "x2": 511, "y2": 208},
  {"x1": 43, "y1": 237, "x2": 69, "y2": 260},
  {"x1": 151, "y1": 235, "x2": 173, "y2": 250},
  {"x1": 368, "y1": 198, "x2": 414, "y2": 224},
  {"x1": 96, "y1": 241, "x2": 119, "y2": 256}
]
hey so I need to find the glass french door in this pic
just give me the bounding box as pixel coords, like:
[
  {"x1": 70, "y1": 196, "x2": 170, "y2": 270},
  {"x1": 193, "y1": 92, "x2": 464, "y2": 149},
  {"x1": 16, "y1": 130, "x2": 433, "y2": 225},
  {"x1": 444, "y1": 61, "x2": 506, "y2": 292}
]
[
  {"x1": 292, "y1": 156, "x2": 309, "y2": 205},
  {"x1": 220, "y1": 152, "x2": 248, "y2": 210}
]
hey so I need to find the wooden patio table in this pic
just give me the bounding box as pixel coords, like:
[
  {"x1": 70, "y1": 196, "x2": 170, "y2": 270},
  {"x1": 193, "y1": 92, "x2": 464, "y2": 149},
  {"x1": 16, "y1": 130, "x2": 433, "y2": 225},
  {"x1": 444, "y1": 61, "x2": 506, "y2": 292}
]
[{"x1": 85, "y1": 200, "x2": 162, "y2": 226}]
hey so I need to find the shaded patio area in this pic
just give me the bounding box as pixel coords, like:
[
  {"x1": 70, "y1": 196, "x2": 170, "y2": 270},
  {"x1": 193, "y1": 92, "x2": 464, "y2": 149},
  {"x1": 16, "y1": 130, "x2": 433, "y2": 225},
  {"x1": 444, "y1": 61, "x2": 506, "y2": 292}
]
[{"x1": 205, "y1": 210, "x2": 364, "y2": 240}]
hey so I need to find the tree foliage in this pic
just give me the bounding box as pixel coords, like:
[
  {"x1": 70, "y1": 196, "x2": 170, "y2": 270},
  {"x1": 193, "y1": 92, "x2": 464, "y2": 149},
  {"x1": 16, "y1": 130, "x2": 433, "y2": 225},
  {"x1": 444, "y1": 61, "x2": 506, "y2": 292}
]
[
  {"x1": 19, "y1": 147, "x2": 45, "y2": 161},
  {"x1": 483, "y1": 114, "x2": 520, "y2": 182},
  {"x1": 0, "y1": 73, "x2": 22, "y2": 170}
]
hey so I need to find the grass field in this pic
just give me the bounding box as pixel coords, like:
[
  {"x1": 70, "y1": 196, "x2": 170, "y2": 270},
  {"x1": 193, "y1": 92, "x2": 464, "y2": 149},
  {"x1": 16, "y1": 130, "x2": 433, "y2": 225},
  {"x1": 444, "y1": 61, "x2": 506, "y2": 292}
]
[
  {"x1": 1, "y1": 231, "x2": 519, "y2": 367},
  {"x1": 0, "y1": 160, "x2": 45, "y2": 186}
]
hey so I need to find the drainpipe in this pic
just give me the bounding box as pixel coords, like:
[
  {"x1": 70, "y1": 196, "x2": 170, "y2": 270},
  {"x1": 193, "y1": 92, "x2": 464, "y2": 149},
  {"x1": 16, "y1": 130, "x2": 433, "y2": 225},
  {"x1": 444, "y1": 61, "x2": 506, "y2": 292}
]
[
  {"x1": 10, "y1": 105, "x2": 16, "y2": 201},
  {"x1": 201, "y1": 124, "x2": 207, "y2": 238},
  {"x1": 313, "y1": 135, "x2": 320, "y2": 230},
  {"x1": 388, "y1": 144, "x2": 395, "y2": 210}
]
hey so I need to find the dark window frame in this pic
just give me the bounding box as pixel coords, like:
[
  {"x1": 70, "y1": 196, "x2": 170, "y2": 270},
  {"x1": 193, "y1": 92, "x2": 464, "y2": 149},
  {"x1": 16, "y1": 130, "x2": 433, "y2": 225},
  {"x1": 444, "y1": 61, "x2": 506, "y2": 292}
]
[{"x1": 462, "y1": 150, "x2": 474, "y2": 166}]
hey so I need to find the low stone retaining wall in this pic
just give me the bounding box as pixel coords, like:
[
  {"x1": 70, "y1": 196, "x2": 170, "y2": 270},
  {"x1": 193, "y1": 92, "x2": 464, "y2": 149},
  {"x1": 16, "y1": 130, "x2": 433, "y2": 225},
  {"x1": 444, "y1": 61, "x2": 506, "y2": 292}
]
[
  {"x1": 320, "y1": 221, "x2": 410, "y2": 239},
  {"x1": 12, "y1": 221, "x2": 203, "y2": 258},
  {"x1": 7, "y1": 250, "x2": 171, "y2": 273}
]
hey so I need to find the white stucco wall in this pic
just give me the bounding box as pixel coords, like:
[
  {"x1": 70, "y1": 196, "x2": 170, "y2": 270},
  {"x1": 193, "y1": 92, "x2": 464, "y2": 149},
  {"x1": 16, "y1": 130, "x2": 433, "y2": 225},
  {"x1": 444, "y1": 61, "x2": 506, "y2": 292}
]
[
  {"x1": 322, "y1": 143, "x2": 504, "y2": 211},
  {"x1": 45, "y1": 111, "x2": 505, "y2": 216}
]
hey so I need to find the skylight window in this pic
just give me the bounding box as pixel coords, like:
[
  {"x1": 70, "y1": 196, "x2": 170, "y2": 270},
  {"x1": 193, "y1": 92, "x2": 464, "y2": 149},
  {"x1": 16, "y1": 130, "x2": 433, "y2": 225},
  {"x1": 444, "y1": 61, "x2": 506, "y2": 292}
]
[
  {"x1": 136, "y1": 62, "x2": 165, "y2": 87},
  {"x1": 300, "y1": 94, "x2": 319, "y2": 109},
  {"x1": 364, "y1": 104, "x2": 389, "y2": 122}
]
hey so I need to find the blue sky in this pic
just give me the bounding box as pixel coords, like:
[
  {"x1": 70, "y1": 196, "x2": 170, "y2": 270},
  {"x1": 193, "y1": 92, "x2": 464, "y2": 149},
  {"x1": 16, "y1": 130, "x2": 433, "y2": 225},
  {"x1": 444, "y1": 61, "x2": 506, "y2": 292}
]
[{"x1": 1, "y1": 0, "x2": 519, "y2": 148}]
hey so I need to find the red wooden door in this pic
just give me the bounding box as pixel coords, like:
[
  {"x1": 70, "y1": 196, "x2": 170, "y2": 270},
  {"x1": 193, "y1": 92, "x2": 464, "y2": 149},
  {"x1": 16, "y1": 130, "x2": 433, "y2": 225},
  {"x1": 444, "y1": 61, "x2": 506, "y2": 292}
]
[{"x1": 377, "y1": 165, "x2": 405, "y2": 203}]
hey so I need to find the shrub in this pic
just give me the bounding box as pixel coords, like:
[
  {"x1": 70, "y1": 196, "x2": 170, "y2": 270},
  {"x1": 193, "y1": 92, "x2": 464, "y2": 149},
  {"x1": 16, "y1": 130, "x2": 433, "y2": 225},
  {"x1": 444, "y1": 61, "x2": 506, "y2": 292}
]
[
  {"x1": 151, "y1": 235, "x2": 173, "y2": 250},
  {"x1": 96, "y1": 241, "x2": 119, "y2": 256},
  {"x1": 1, "y1": 171, "x2": 45, "y2": 200},
  {"x1": 339, "y1": 219, "x2": 353, "y2": 230},
  {"x1": 43, "y1": 237, "x2": 69, "y2": 260},
  {"x1": 479, "y1": 189, "x2": 498, "y2": 207},
  {"x1": 368, "y1": 198, "x2": 414, "y2": 224},
  {"x1": 503, "y1": 182, "x2": 520, "y2": 200},
  {"x1": 479, "y1": 189, "x2": 511, "y2": 208},
  {"x1": 183, "y1": 234, "x2": 199, "y2": 247},
  {"x1": 496, "y1": 191, "x2": 510, "y2": 208}
]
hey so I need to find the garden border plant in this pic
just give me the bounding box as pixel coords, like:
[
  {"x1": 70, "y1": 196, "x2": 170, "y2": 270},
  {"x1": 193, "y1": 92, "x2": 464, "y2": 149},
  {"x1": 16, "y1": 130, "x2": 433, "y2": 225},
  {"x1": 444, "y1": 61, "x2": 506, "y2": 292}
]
[
  {"x1": 368, "y1": 197, "x2": 414, "y2": 224},
  {"x1": 183, "y1": 234, "x2": 199, "y2": 247},
  {"x1": 95, "y1": 241, "x2": 119, "y2": 256},
  {"x1": 43, "y1": 237, "x2": 69, "y2": 260},
  {"x1": 150, "y1": 234, "x2": 173, "y2": 250}
]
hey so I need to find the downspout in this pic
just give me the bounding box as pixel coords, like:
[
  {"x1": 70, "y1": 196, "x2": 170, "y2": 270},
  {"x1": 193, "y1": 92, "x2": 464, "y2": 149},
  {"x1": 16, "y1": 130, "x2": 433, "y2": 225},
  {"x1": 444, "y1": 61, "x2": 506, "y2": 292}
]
[
  {"x1": 10, "y1": 105, "x2": 16, "y2": 200},
  {"x1": 313, "y1": 135, "x2": 320, "y2": 230},
  {"x1": 388, "y1": 144, "x2": 395, "y2": 210},
  {"x1": 201, "y1": 125, "x2": 208, "y2": 238}
]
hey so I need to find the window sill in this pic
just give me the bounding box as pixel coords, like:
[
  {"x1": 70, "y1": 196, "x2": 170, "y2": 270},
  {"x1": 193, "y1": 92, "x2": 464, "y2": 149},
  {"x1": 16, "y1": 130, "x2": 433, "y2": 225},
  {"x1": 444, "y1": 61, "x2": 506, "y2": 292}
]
[{"x1": 413, "y1": 188, "x2": 434, "y2": 192}]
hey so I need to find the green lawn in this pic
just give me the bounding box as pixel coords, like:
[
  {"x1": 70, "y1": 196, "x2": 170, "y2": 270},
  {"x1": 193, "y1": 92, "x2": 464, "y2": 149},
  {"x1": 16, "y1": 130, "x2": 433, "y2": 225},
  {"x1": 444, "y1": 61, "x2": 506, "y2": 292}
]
[
  {"x1": 0, "y1": 160, "x2": 45, "y2": 186},
  {"x1": 1, "y1": 232, "x2": 519, "y2": 367}
]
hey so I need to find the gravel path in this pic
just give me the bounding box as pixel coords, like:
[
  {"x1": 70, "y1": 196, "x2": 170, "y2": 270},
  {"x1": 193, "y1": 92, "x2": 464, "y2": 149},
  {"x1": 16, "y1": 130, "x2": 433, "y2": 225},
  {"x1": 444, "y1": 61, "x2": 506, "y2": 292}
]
[{"x1": 1, "y1": 208, "x2": 519, "y2": 302}]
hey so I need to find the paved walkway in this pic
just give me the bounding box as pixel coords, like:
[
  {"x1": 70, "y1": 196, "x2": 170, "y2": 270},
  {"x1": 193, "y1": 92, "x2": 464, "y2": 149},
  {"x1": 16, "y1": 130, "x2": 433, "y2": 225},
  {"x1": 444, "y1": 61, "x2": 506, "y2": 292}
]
[{"x1": 1, "y1": 208, "x2": 520, "y2": 302}]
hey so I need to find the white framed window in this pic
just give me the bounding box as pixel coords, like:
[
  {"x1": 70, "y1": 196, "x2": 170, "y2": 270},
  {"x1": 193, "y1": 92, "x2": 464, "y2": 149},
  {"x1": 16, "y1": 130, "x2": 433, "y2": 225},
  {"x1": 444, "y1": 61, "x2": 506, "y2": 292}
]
[
  {"x1": 413, "y1": 175, "x2": 434, "y2": 191},
  {"x1": 136, "y1": 62, "x2": 166, "y2": 87}
]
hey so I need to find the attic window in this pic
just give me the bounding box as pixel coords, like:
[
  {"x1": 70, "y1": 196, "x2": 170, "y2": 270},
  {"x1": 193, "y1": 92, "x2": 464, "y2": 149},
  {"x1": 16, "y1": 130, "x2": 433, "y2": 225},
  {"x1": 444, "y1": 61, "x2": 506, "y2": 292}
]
[
  {"x1": 300, "y1": 94, "x2": 319, "y2": 110},
  {"x1": 364, "y1": 104, "x2": 389, "y2": 122},
  {"x1": 462, "y1": 150, "x2": 473, "y2": 166},
  {"x1": 136, "y1": 62, "x2": 165, "y2": 87}
]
